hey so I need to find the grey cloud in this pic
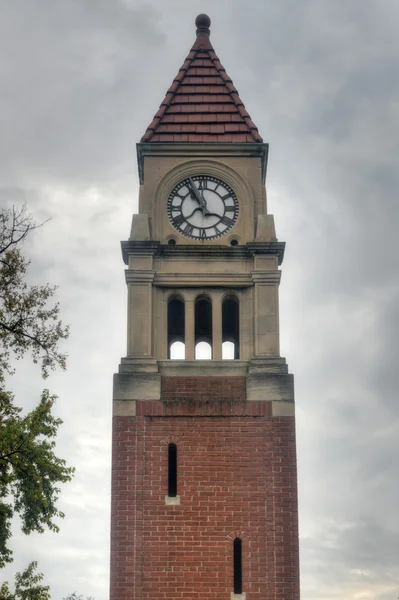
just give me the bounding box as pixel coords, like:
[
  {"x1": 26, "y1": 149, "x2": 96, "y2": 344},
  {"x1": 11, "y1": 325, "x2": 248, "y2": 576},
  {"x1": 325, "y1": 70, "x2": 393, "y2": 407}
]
[{"x1": 0, "y1": 0, "x2": 165, "y2": 186}]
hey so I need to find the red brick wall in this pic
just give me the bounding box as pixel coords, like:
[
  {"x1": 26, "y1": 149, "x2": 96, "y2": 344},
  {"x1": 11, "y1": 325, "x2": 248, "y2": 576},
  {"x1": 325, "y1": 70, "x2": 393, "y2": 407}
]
[
  {"x1": 110, "y1": 378, "x2": 299, "y2": 600},
  {"x1": 161, "y1": 376, "x2": 246, "y2": 402}
]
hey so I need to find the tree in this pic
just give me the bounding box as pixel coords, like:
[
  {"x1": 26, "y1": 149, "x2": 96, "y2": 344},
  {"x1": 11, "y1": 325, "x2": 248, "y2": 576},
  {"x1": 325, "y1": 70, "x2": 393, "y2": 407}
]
[
  {"x1": 0, "y1": 562, "x2": 50, "y2": 600},
  {"x1": 0, "y1": 205, "x2": 69, "y2": 378},
  {"x1": 0, "y1": 205, "x2": 73, "y2": 568}
]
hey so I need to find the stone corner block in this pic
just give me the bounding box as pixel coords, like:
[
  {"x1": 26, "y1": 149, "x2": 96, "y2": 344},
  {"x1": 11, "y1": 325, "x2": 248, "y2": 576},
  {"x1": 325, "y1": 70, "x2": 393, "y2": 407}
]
[
  {"x1": 246, "y1": 372, "x2": 294, "y2": 402},
  {"x1": 113, "y1": 372, "x2": 161, "y2": 401},
  {"x1": 113, "y1": 400, "x2": 136, "y2": 417},
  {"x1": 255, "y1": 214, "x2": 276, "y2": 241},
  {"x1": 129, "y1": 214, "x2": 150, "y2": 241},
  {"x1": 272, "y1": 400, "x2": 295, "y2": 417}
]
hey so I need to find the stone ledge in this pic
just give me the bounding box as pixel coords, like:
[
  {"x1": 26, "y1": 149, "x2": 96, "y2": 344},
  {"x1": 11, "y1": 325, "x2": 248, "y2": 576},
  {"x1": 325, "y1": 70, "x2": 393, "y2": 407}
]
[
  {"x1": 119, "y1": 357, "x2": 159, "y2": 373},
  {"x1": 158, "y1": 360, "x2": 249, "y2": 376},
  {"x1": 165, "y1": 495, "x2": 180, "y2": 506}
]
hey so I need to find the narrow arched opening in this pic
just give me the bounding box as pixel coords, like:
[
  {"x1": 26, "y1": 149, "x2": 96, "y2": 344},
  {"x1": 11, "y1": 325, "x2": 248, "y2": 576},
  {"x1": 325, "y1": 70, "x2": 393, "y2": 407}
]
[
  {"x1": 168, "y1": 443, "x2": 177, "y2": 497},
  {"x1": 222, "y1": 295, "x2": 239, "y2": 359},
  {"x1": 195, "y1": 341, "x2": 212, "y2": 360},
  {"x1": 195, "y1": 295, "x2": 212, "y2": 359},
  {"x1": 167, "y1": 296, "x2": 185, "y2": 359},
  {"x1": 233, "y1": 537, "x2": 243, "y2": 594},
  {"x1": 170, "y1": 341, "x2": 185, "y2": 359}
]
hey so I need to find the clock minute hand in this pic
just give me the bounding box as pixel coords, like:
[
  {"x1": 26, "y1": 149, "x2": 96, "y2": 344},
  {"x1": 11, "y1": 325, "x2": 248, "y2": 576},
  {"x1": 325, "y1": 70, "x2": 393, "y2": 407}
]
[{"x1": 188, "y1": 178, "x2": 209, "y2": 215}]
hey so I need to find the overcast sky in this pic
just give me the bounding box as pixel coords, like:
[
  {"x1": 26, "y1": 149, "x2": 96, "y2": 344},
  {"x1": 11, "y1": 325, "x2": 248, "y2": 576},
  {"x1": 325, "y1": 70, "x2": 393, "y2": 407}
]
[{"x1": 1, "y1": 1, "x2": 399, "y2": 599}]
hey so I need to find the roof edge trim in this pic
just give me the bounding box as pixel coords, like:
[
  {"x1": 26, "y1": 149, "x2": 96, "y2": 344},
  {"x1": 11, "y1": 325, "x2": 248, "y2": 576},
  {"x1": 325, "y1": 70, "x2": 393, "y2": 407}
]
[{"x1": 136, "y1": 142, "x2": 269, "y2": 185}]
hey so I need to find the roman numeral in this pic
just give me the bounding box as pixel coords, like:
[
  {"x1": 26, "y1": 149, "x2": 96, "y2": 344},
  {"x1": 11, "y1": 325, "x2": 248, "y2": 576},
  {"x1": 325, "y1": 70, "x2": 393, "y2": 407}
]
[
  {"x1": 221, "y1": 193, "x2": 232, "y2": 201},
  {"x1": 225, "y1": 206, "x2": 235, "y2": 213},
  {"x1": 199, "y1": 228, "x2": 207, "y2": 239},
  {"x1": 219, "y1": 215, "x2": 234, "y2": 226},
  {"x1": 198, "y1": 179, "x2": 208, "y2": 190},
  {"x1": 172, "y1": 214, "x2": 185, "y2": 227},
  {"x1": 184, "y1": 224, "x2": 194, "y2": 236}
]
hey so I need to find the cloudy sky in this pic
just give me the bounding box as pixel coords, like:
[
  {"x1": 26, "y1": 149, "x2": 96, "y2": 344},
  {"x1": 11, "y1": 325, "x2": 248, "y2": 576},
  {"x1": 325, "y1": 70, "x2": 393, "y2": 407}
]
[{"x1": 1, "y1": 1, "x2": 399, "y2": 598}]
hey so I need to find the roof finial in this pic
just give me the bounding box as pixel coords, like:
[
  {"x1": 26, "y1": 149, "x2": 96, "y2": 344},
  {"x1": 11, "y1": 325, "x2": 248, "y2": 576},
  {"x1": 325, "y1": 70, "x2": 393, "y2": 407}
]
[{"x1": 195, "y1": 14, "x2": 211, "y2": 36}]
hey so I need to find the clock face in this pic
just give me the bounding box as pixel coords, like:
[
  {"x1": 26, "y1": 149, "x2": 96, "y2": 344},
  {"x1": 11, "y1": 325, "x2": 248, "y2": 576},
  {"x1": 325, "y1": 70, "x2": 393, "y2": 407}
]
[{"x1": 167, "y1": 175, "x2": 238, "y2": 240}]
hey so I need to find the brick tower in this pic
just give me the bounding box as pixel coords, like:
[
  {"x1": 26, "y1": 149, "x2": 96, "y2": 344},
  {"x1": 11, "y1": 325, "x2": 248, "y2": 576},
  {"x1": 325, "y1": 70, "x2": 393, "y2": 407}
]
[{"x1": 110, "y1": 14, "x2": 300, "y2": 600}]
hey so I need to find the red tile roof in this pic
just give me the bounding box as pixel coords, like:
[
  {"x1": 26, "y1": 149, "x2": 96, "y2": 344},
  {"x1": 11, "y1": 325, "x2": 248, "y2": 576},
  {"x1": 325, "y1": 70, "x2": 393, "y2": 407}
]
[{"x1": 141, "y1": 15, "x2": 263, "y2": 143}]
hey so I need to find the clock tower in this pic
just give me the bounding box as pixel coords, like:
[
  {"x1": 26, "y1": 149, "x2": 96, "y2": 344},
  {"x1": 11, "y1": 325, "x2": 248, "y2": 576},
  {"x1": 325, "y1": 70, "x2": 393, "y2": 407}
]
[{"x1": 110, "y1": 14, "x2": 300, "y2": 600}]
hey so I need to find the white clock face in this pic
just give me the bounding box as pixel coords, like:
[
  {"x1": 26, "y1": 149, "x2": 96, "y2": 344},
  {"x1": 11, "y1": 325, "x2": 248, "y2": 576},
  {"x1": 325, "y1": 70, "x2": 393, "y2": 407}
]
[{"x1": 167, "y1": 175, "x2": 239, "y2": 240}]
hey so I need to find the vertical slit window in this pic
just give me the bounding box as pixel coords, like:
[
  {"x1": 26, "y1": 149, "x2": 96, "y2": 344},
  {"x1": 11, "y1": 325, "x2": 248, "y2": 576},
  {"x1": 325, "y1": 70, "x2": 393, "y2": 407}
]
[
  {"x1": 168, "y1": 296, "x2": 185, "y2": 359},
  {"x1": 222, "y1": 295, "x2": 240, "y2": 359},
  {"x1": 168, "y1": 443, "x2": 177, "y2": 497},
  {"x1": 234, "y1": 537, "x2": 242, "y2": 595},
  {"x1": 195, "y1": 295, "x2": 212, "y2": 359}
]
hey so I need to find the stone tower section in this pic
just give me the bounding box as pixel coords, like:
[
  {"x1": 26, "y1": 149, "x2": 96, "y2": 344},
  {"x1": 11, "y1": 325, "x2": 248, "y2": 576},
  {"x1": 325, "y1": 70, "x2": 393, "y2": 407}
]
[{"x1": 110, "y1": 14, "x2": 300, "y2": 600}]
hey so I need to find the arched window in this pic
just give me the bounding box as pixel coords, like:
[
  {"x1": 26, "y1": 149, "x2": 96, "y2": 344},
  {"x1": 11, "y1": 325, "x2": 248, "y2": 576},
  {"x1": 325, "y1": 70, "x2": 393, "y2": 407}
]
[
  {"x1": 167, "y1": 296, "x2": 185, "y2": 359},
  {"x1": 195, "y1": 295, "x2": 212, "y2": 359},
  {"x1": 233, "y1": 537, "x2": 242, "y2": 594},
  {"x1": 169, "y1": 341, "x2": 185, "y2": 359},
  {"x1": 222, "y1": 295, "x2": 239, "y2": 359},
  {"x1": 195, "y1": 340, "x2": 212, "y2": 359},
  {"x1": 168, "y1": 443, "x2": 177, "y2": 497}
]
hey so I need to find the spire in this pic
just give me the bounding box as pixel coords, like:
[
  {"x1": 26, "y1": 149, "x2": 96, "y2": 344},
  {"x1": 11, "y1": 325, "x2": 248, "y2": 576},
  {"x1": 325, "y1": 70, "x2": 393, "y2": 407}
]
[{"x1": 141, "y1": 14, "x2": 263, "y2": 143}]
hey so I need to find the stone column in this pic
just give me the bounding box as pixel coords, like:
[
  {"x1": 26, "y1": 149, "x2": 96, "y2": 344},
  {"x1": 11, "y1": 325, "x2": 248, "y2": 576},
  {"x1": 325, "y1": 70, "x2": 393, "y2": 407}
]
[
  {"x1": 212, "y1": 291, "x2": 223, "y2": 360},
  {"x1": 126, "y1": 270, "x2": 155, "y2": 357},
  {"x1": 252, "y1": 267, "x2": 281, "y2": 357},
  {"x1": 185, "y1": 297, "x2": 195, "y2": 360}
]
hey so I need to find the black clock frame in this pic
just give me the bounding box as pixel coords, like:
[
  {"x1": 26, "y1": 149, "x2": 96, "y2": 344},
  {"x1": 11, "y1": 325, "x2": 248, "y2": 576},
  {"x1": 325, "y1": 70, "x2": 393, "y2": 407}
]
[{"x1": 167, "y1": 175, "x2": 239, "y2": 240}]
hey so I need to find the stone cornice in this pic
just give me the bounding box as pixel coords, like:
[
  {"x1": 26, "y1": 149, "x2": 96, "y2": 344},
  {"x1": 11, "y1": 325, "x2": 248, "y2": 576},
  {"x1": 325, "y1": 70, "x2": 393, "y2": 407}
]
[
  {"x1": 136, "y1": 142, "x2": 269, "y2": 185},
  {"x1": 153, "y1": 273, "x2": 253, "y2": 288},
  {"x1": 251, "y1": 271, "x2": 281, "y2": 284},
  {"x1": 125, "y1": 270, "x2": 156, "y2": 284},
  {"x1": 152, "y1": 271, "x2": 281, "y2": 287},
  {"x1": 121, "y1": 241, "x2": 285, "y2": 265}
]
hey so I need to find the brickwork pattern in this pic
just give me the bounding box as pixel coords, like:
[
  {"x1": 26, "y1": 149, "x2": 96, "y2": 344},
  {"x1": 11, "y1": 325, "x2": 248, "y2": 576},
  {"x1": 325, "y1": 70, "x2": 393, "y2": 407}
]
[
  {"x1": 110, "y1": 379, "x2": 299, "y2": 600},
  {"x1": 161, "y1": 376, "x2": 246, "y2": 403}
]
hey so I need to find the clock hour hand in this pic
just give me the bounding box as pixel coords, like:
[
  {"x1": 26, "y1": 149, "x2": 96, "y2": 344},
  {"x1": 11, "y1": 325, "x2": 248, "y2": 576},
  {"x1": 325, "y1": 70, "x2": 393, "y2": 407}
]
[{"x1": 188, "y1": 178, "x2": 209, "y2": 215}]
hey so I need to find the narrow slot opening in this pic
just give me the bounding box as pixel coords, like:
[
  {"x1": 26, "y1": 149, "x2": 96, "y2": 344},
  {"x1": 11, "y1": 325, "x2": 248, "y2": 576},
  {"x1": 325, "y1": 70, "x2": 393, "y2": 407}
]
[
  {"x1": 222, "y1": 295, "x2": 240, "y2": 359},
  {"x1": 168, "y1": 443, "x2": 177, "y2": 497},
  {"x1": 234, "y1": 537, "x2": 242, "y2": 595},
  {"x1": 195, "y1": 295, "x2": 212, "y2": 359},
  {"x1": 167, "y1": 297, "x2": 185, "y2": 359}
]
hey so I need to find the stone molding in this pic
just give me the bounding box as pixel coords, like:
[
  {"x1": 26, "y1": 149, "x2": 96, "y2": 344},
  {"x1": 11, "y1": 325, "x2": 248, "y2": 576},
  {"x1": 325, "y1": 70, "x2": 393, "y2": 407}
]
[
  {"x1": 113, "y1": 358, "x2": 295, "y2": 406},
  {"x1": 251, "y1": 271, "x2": 281, "y2": 284},
  {"x1": 121, "y1": 240, "x2": 285, "y2": 265},
  {"x1": 125, "y1": 269, "x2": 155, "y2": 284},
  {"x1": 154, "y1": 273, "x2": 253, "y2": 288},
  {"x1": 136, "y1": 142, "x2": 269, "y2": 184}
]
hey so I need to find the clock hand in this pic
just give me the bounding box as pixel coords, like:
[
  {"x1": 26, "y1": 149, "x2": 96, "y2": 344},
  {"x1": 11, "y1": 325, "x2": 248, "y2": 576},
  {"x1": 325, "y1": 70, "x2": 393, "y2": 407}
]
[
  {"x1": 188, "y1": 178, "x2": 209, "y2": 215},
  {"x1": 184, "y1": 207, "x2": 204, "y2": 220}
]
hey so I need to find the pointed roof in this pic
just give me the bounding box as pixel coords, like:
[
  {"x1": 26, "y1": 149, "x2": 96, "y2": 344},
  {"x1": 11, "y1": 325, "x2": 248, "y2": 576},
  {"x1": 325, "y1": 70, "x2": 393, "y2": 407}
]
[{"x1": 141, "y1": 14, "x2": 263, "y2": 143}]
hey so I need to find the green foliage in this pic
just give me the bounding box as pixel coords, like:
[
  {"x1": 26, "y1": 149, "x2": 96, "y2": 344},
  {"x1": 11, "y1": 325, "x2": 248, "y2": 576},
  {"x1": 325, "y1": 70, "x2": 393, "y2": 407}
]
[
  {"x1": 0, "y1": 205, "x2": 74, "y2": 569},
  {"x1": 0, "y1": 388, "x2": 75, "y2": 567},
  {"x1": 0, "y1": 562, "x2": 50, "y2": 600},
  {"x1": 0, "y1": 205, "x2": 69, "y2": 378}
]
